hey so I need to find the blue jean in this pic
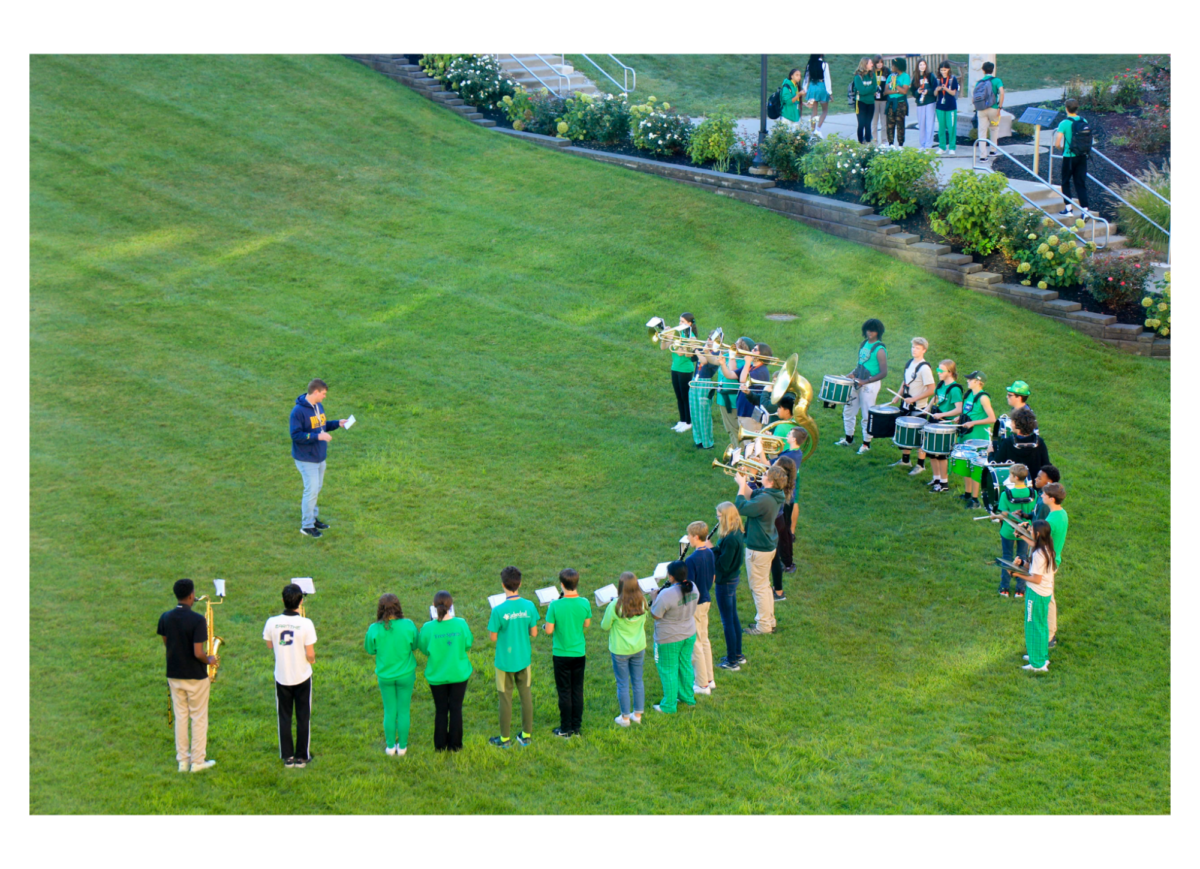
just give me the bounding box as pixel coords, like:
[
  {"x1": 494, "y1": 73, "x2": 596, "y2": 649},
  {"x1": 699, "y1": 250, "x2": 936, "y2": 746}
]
[
  {"x1": 610, "y1": 650, "x2": 645, "y2": 717},
  {"x1": 295, "y1": 459, "x2": 325, "y2": 529},
  {"x1": 713, "y1": 581, "x2": 742, "y2": 660},
  {"x1": 1000, "y1": 536, "x2": 1029, "y2": 594}
]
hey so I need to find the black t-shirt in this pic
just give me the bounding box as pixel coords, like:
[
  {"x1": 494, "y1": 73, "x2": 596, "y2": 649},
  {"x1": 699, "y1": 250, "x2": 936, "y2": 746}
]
[
  {"x1": 157, "y1": 605, "x2": 208, "y2": 679},
  {"x1": 993, "y1": 434, "x2": 1050, "y2": 472}
]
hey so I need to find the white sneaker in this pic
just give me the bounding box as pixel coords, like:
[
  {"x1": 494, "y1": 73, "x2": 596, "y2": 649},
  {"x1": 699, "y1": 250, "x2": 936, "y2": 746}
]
[
  {"x1": 857, "y1": 444, "x2": 871, "y2": 455},
  {"x1": 908, "y1": 465, "x2": 927, "y2": 476},
  {"x1": 692, "y1": 684, "x2": 712, "y2": 695},
  {"x1": 680, "y1": 422, "x2": 691, "y2": 431},
  {"x1": 630, "y1": 712, "x2": 643, "y2": 724},
  {"x1": 1021, "y1": 662, "x2": 1049, "y2": 672},
  {"x1": 178, "y1": 761, "x2": 190, "y2": 773},
  {"x1": 671, "y1": 422, "x2": 685, "y2": 432},
  {"x1": 189, "y1": 759, "x2": 216, "y2": 773},
  {"x1": 1081, "y1": 210, "x2": 1090, "y2": 221},
  {"x1": 396, "y1": 748, "x2": 407, "y2": 756},
  {"x1": 1057, "y1": 207, "x2": 1072, "y2": 217},
  {"x1": 706, "y1": 680, "x2": 716, "y2": 690},
  {"x1": 1023, "y1": 655, "x2": 1029, "y2": 661},
  {"x1": 835, "y1": 437, "x2": 852, "y2": 447},
  {"x1": 385, "y1": 746, "x2": 397, "y2": 756},
  {"x1": 614, "y1": 715, "x2": 631, "y2": 727},
  {"x1": 888, "y1": 459, "x2": 911, "y2": 468},
  {"x1": 653, "y1": 704, "x2": 666, "y2": 713},
  {"x1": 949, "y1": 149, "x2": 958, "y2": 155}
]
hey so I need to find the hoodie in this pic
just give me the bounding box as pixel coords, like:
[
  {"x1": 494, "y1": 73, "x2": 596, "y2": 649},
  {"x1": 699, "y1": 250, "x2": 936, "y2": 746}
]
[{"x1": 290, "y1": 394, "x2": 341, "y2": 463}]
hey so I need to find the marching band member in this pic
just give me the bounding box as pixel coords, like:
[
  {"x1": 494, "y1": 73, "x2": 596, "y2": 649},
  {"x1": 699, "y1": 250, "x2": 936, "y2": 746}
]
[
  {"x1": 925, "y1": 360, "x2": 965, "y2": 493},
  {"x1": 992, "y1": 379, "x2": 1036, "y2": 444},
  {"x1": 955, "y1": 371, "x2": 996, "y2": 510},
  {"x1": 836, "y1": 319, "x2": 888, "y2": 454},
  {"x1": 715, "y1": 338, "x2": 753, "y2": 450},
  {"x1": 889, "y1": 337, "x2": 937, "y2": 475},
  {"x1": 264, "y1": 583, "x2": 318, "y2": 768},
  {"x1": 669, "y1": 313, "x2": 697, "y2": 434},
  {"x1": 735, "y1": 465, "x2": 788, "y2": 635},
  {"x1": 1011, "y1": 520, "x2": 1056, "y2": 673},
  {"x1": 688, "y1": 335, "x2": 723, "y2": 451},
  {"x1": 738, "y1": 342, "x2": 772, "y2": 434},
  {"x1": 996, "y1": 464, "x2": 1036, "y2": 599},
  {"x1": 767, "y1": 455, "x2": 798, "y2": 603},
  {"x1": 992, "y1": 407, "x2": 1049, "y2": 471},
  {"x1": 158, "y1": 578, "x2": 218, "y2": 773}
]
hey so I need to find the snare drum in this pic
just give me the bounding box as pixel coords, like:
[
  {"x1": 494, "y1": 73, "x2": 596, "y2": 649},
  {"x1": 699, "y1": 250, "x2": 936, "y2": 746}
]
[
  {"x1": 920, "y1": 423, "x2": 958, "y2": 456},
  {"x1": 819, "y1": 375, "x2": 854, "y2": 406},
  {"x1": 866, "y1": 404, "x2": 901, "y2": 439},
  {"x1": 968, "y1": 454, "x2": 990, "y2": 483},
  {"x1": 981, "y1": 462, "x2": 1014, "y2": 513},
  {"x1": 948, "y1": 444, "x2": 978, "y2": 479},
  {"x1": 893, "y1": 415, "x2": 926, "y2": 450}
]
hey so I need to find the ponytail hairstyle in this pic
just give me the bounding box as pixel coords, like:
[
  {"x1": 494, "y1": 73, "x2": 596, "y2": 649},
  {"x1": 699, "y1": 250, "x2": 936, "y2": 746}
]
[
  {"x1": 774, "y1": 456, "x2": 797, "y2": 502},
  {"x1": 667, "y1": 560, "x2": 693, "y2": 596},
  {"x1": 940, "y1": 359, "x2": 958, "y2": 381},
  {"x1": 716, "y1": 501, "x2": 744, "y2": 538},
  {"x1": 615, "y1": 571, "x2": 645, "y2": 618},
  {"x1": 806, "y1": 54, "x2": 825, "y2": 85},
  {"x1": 1030, "y1": 520, "x2": 1056, "y2": 569},
  {"x1": 377, "y1": 593, "x2": 404, "y2": 628},
  {"x1": 432, "y1": 590, "x2": 454, "y2": 621}
]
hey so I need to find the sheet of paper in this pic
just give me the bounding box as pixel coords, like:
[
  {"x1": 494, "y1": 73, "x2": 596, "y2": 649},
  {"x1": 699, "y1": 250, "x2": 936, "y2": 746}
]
[
  {"x1": 430, "y1": 604, "x2": 456, "y2": 620},
  {"x1": 594, "y1": 584, "x2": 619, "y2": 606},
  {"x1": 637, "y1": 576, "x2": 659, "y2": 595},
  {"x1": 535, "y1": 586, "x2": 560, "y2": 606},
  {"x1": 212, "y1": 579, "x2": 226, "y2": 598},
  {"x1": 343, "y1": 414, "x2": 356, "y2": 429},
  {"x1": 292, "y1": 577, "x2": 316, "y2": 594},
  {"x1": 654, "y1": 561, "x2": 671, "y2": 580},
  {"x1": 487, "y1": 592, "x2": 508, "y2": 609}
]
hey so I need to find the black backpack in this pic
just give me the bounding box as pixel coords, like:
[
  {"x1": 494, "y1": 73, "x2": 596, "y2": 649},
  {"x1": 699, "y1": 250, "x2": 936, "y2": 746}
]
[
  {"x1": 1006, "y1": 487, "x2": 1037, "y2": 521},
  {"x1": 847, "y1": 76, "x2": 857, "y2": 108},
  {"x1": 1070, "y1": 116, "x2": 1093, "y2": 156},
  {"x1": 767, "y1": 87, "x2": 782, "y2": 120}
]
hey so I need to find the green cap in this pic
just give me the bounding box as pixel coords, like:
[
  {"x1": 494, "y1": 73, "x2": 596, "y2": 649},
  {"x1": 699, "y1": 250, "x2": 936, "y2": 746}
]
[{"x1": 1006, "y1": 380, "x2": 1031, "y2": 397}]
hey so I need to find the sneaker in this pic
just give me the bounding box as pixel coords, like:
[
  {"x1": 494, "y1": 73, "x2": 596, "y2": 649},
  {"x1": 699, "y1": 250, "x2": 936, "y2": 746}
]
[
  {"x1": 189, "y1": 759, "x2": 216, "y2": 773},
  {"x1": 717, "y1": 657, "x2": 741, "y2": 671},
  {"x1": 552, "y1": 727, "x2": 573, "y2": 738},
  {"x1": 652, "y1": 704, "x2": 667, "y2": 714},
  {"x1": 300, "y1": 527, "x2": 322, "y2": 538},
  {"x1": 743, "y1": 625, "x2": 772, "y2": 636},
  {"x1": 888, "y1": 459, "x2": 911, "y2": 468},
  {"x1": 517, "y1": 732, "x2": 532, "y2": 746},
  {"x1": 835, "y1": 437, "x2": 853, "y2": 447},
  {"x1": 385, "y1": 745, "x2": 397, "y2": 756},
  {"x1": 489, "y1": 736, "x2": 516, "y2": 748},
  {"x1": 630, "y1": 712, "x2": 643, "y2": 724},
  {"x1": 178, "y1": 761, "x2": 190, "y2": 773},
  {"x1": 1080, "y1": 210, "x2": 1090, "y2": 221},
  {"x1": 292, "y1": 757, "x2": 308, "y2": 768},
  {"x1": 692, "y1": 684, "x2": 712, "y2": 695},
  {"x1": 908, "y1": 465, "x2": 927, "y2": 476},
  {"x1": 1022, "y1": 662, "x2": 1049, "y2": 673},
  {"x1": 783, "y1": 563, "x2": 796, "y2": 573},
  {"x1": 734, "y1": 654, "x2": 748, "y2": 665},
  {"x1": 773, "y1": 591, "x2": 787, "y2": 603},
  {"x1": 284, "y1": 757, "x2": 295, "y2": 767},
  {"x1": 1048, "y1": 636, "x2": 1057, "y2": 649},
  {"x1": 671, "y1": 422, "x2": 685, "y2": 432},
  {"x1": 680, "y1": 423, "x2": 692, "y2": 431},
  {"x1": 396, "y1": 748, "x2": 407, "y2": 756},
  {"x1": 706, "y1": 680, "x2": 715, "y2": 690},
  {"x1": 856, "y1": 444, "x2": 871, "y2": 454},
  {"x1": 1057, "y1": 207, "x2": 1073, "y2": 217},
  {"x1": 614, "y1": 715, "x2": 631, "y2": 727},
  {"x1": 949, "y1": 149, "x2": 958, "y2": 156},
  {"x1": 999, "y1": 591, "x2": 1009, "y2": 598},
  {"x1": 930, "y1": 481, "x2": 947, "y2": 492},
  {"x1": 1023, "y1": 654, "x2": 1029, "y2": 661},
  {"x1": 312, "y1": 518, "x2": 329, "y2": 530},
  {"x1": 1014, "y1": 592, "x2": 1025, "y2": 600}
]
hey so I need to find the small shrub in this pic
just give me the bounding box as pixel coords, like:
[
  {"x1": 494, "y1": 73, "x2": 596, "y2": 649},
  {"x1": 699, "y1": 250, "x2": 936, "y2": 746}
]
[
  {"x1": 630, "y1": 96, "x2": 691, "y2": 156},
  {"x1": 799, "y1": 135, "x2": 876, "y2": 196},
  {"x1": 1127, "y1": 105, "x2": 1170, "y2": 153},
  {"x1": 861, "y1": 146, "x2": 940, "y2": 220},
  {"x1": 1142, "y1": 270, "x2": 1170, "y2": 336},
  {"x1": 1115, "y1": 160, "x2": 1170, "y2": 252},
  {"x1": 930, "y1": 170, "x2": 1026, "y2": 256},
  {"x1": 1010, "y1": 216, "x2": 1094, "y2": 289},
  {"x1": 1083, "y1": 250, "x2": 1153, "y2": 308},
  {"x1": 500, "y1": 88, "x2": 568, "y2": 135},
  {"x1": 688, "y1": 111, "x2": 737, "y2": 172},
  {"x1": 557, "y1": 92, "x2": 632, "y2": 144},
  {"x1": 759, "y1": 123, "x2": 812, "y2": 180},
  {"x1": 728, "y1": 131, "x2": 758, "y2": 175},
  {"x1": 1139, "y1": 55, "x2": 1170, "y2": 108},
  {"x1": 438, "y1": 54, "x2": 516, "y2": 109},
  {"x1": 419, "y1": 54, "x2": 474, "y2": 80}
]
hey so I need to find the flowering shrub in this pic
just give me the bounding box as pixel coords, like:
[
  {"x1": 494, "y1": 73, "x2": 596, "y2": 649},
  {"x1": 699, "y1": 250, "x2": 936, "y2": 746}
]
[
  {"x1": 435, "y1": 54, "x2": 516, "y2": 109},
  {"x1": 930, "y1": 170, "x2": 1026, "y2": 256},
  {"x1": 1142, "y1": 270, "x2": 1170, "y2": 336},
  {"x1": 759, "y1": 123, "x2": 812, "y2": 180},
  {"x1": 1009, "y1": 217, "x2": 1094, "y2": 289},
  {"x1": 1083, "y1": 250, "x2": 1153, "y2": 307},
  {"x1": 419, "y1": 54, "x2": 474, "y2": 80},
  {"x1": 799, "y1": 135, "x2": 876, "y2": 196},
  {"x1": 687, "y1": 112, "x2": 737, "y2": 172},
  {"x1": 630, "y1": 96, "x2": 691, "y2": 156},
  {"x1": 1127, "y1": 105, "x2": 1170, "y2": 153},
  {"x1": 728, "y1": 131, "x2": 758, "y2": 174},
  {"x1": 501, "y1": 88, "x2": 568, "y2": 135},
  {"x1": 861, "y1": 146, "x2": 940, "y2": 220},
  {"x1": 556, "y1": 92, "x2": 632, "y2": 144}
]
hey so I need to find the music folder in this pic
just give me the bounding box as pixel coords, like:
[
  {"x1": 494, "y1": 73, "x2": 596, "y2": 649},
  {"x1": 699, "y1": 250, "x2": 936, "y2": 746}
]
[
  {"x1": 292, "y1": 577, "x2": 316, "y2": 595},
  {"x1": 594, "y1": 584, "x2": 619, "y2": 606},
  {"x1": 429, "y1": 604, "x2": 456, "y2": 620},
  {"x1": 637, "y1": 576, "x2": 659, "y2": 595},
  {"x1": 343, "y1": 414, "x2": 357, "y2": 429},
  {"x1": 995, "y1": 557, "x2": 1027, "y2": 574},
  {"x1": 535, "y1": 586, "x2": 560, "y2": 606},
  {"x1": 212, "y1": 579, "x2": 226, "y2": 598},
  {"x1": 487, "y1": 592, "x2": 507, "y2": 609},
  {"x1": 654, "y1": 561, "x2": 671, "y2": 580}
]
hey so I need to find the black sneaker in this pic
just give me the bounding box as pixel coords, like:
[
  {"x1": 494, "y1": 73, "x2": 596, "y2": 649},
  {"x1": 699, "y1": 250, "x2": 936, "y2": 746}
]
[
  {"x1": 292, "y1": 757, "x2": 308, "y2": 768},
  {"x1": 717, "y1": 657, "x2": 741, "y2": 671},
  {"x1": 516, "y1": 732, "x2": 532, "y2": 746},
  {"x1": 313, "y1": 518, "x2": 329, "y2": 530},
  {"x1": 1048, "y1": 635, "x2": 1057, "y2": 649},
  {"x1": 552, "y1": 727, "x2": 573, "y2": 738},
  {"x1": 489, "y1": 736, "x2": 516, "y2": 749},
  {"x1": 783, "y1": 563, "x2": 796, "y2": 573},
  {"x1": 773, "y1": 591, "x2": 787, "y2": 603},
  {"x1": 300, "y1": 527, "x2": 322, "y2": 538},
  {"x1": 735, "y1": 655, "x2": 748, "y2": 665},
  {"x1": 284, "y1": 757, "x2": 295, "y2": 767}
]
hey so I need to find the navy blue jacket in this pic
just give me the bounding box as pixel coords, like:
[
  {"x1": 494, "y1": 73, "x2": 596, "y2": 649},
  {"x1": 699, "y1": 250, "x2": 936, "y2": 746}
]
[{"x1": 290, "y1": 394, "x2": 341, "y2": 463}]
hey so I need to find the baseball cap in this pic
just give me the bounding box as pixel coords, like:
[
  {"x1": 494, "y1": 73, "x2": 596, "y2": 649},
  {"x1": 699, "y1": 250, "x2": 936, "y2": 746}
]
[{"x1": 1005, "y1": 380, "x2": 1031, "y2": 397}]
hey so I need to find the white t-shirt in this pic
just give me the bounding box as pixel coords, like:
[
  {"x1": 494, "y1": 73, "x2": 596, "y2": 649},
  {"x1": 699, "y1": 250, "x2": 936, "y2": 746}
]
[
  {"x1": 1027, "y1": 550, "x2": 1055, "y2": 597},
  {"x1": 903, "y1": 358, "x2": 936, "y2": 409},
  {"x1": 263, "y1": 613, "x2": 317, "y2": 685}
]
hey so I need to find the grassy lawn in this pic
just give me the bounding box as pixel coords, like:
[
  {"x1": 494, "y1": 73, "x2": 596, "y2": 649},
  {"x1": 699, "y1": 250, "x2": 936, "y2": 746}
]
[
  {"x1": 30, "y1": 54, "x2": 1169, "y2": 814},
  {"x1": 570, "y1": 54, "x2": 1150, "y2": 117}
]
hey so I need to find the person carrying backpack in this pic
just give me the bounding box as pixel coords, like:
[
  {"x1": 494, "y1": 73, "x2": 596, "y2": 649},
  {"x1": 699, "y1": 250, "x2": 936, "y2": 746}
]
[
  {"x1": 778, "y1": 68, "x2": 803, "y2": 129},
  {"x1": 1054, "y1": 98, "x2": 1091, "y2": 219},
  {"x1": 972, "y1": 61, "x2": 1005, "y2": 163}
]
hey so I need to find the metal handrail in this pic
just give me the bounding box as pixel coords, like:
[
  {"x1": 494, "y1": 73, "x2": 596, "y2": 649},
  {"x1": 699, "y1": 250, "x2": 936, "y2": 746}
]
[
  {"x1": 503, "y1": 54, "x2": 566, "y2": 97},
  {"x1": 578, "y1": 53, "x2": 636, "y2": 93},
  {"x1": 1088, "y1": 148, "x2": 1170, "y2": 206},
  {"x1": 533, "y1": 54, "x2": 569, "y2": 94},
  {"x1": 973, "y1": 139, "x2": 1110, "y2": 248}
]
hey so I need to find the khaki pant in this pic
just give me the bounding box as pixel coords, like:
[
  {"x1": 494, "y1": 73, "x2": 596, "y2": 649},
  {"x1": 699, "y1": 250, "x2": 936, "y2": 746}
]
[
  {"x1": 168, "y1": 677, "x2": 210, "y2": 765},
  {"x1": 691, "y1": 602, "x2": 714, "y2": 686},
  {"x1": 496, "y1": 665, "x2": 533, "y2": 739},
  {"x1": 977, "y1": 106, "x2": 1001, "y2": 155},
  {"x1": 873, "y1": 99, "x2": 887, "y2": 143},
  {"x1": 1048, "y1": 595, "x2": 1057, "y2": 639},
  {"x1": 718, "y1": 404, "x2": 740, "y2": 449},
  {"x1": 745, "y1": 548, "x2": 777, "y2": 632},
  {"x1": 737, "y1": 416, "x2": 761, "y2": 436}
]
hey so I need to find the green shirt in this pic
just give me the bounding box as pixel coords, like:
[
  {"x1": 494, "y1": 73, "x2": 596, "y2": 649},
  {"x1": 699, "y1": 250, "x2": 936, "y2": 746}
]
[
  {"x1": 670, "y1": 327, "x2": 696, "y2": 373},
  {"x1": 545, "y1": 595, "x2": 591, "y2": 657},
  {"x1": 418, "y1": 617, "x2": 474, "y2": 685},
  {"x1": 1046, "y1": 508, "x2": 1069, "y2": 567},
  {"x1": 1057, "y1": 115, "x2": 1085, "y2": 158},
  {"x1": 713, "y1": 528, "x2": 745, "y2": 583},
  {"x1": 715, "y1": 362, "x2": 741, "y2": 411},
  {"x1": 487, "y1": 596, "x2": 539, "y2": 672},
  {"x1": 998, "y1": 486, "x2": 1036, "y2": 541},
  {"x1": 935, "y1": 381, "x2": 964, "y2": 415},
  {"x1": 735, "y1": 486, "x2": 785, "y2": 552},
  {"x1": 600, "y1": 600, "x2": 649, "y2": 655},
  {"x1": 854, "y1": 73, "x2": 877, "y2": 100},
  {"x1": 781, "y1": 80, "x2": 801, "y2": 122},
  {"x1": 887, "y1": 72, "x2": 910, "y2": 101},
  {"x1": 364, "y1": 618, "x2": 418, "y2": 681}
]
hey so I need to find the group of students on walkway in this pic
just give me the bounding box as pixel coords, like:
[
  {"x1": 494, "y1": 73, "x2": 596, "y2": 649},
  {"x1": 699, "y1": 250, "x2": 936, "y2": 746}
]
[{"x1": 848, "y1": 56, "x2": 959, "y2": 152}]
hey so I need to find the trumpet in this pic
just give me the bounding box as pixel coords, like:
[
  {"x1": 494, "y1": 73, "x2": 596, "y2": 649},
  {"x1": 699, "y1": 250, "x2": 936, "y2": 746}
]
[
  {"x1": 196, "y1": 594, "x2": 225, "y2": 680},
  {"x1": 712, "y1": 445, "x2": 769, "y2": 481}
]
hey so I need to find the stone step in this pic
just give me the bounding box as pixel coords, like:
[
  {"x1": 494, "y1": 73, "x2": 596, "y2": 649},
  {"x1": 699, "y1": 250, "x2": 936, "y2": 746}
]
[
  {"x1": 1044, "y1": 298, "x2": 1082, "y2": 313},
  {"x1": 889, "y1": 232, "x2": 920, "y2": 245},
  {"x1": 462, "y1": 111, "x2": 484, "y2": 120},
  {"x1": 958, "y1": 263, "x2": 983, "y2": 275},
  {"x1": 473, "y1": 118, "x2": 497, "y2": 127},
  {"x1": 938, "y1": 253, "x2": 972, "y2": 266},
  {"x1": 911, "y1": 241, "x2": 952, "y2": 256},
  {"x1": 965, "y1": 271, "x2": 1002, "y2": 285},
  {"x1": 877, "y1": 224, "x2": 901, "y2": 235}
]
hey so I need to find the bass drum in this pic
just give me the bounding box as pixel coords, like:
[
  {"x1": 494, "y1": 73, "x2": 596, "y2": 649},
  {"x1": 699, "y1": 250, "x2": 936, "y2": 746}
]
[
  {"x1": 980, "y1": 462, "x2": 1015, "y2": 514},
  {"x1": 892, "y1": 415, "x2": 926, "y2": 450},
  {"x1": 866, "y1": 404, "x2": 902, "y2": 439}
]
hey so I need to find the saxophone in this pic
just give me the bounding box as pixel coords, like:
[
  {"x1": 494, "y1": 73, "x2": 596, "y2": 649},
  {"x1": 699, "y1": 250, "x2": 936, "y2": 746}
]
[{"x1": 197, "y1": 594, "x2": 225, "y2": 680}]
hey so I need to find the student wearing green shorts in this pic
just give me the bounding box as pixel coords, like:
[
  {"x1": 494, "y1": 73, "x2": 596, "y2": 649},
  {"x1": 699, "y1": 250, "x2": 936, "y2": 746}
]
[
  {"x1": 364, "y1": 593, "x2": 418, "y2": 757},
  {"x1": 418, "y1": 591, "x2": 473, "y2": 752},
  {"x1": 650, "y1": 561, "x2": 699, "y2": 714},
  {"x1": 487, "y1": 566, "x2": 539, "y2": 748},
  {"x1": 545, "y1": 568, "x2": 592, "y2": 737}
]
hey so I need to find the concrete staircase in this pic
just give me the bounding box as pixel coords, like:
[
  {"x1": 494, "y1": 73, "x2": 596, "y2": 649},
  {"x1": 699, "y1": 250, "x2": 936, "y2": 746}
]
[
  {"x1": 344, "y1": 54, "x2": 497, "y2": 127},
  {"x1": 1004, "y1": 177, "x2": 1137, "y2": 255},
  {"x1": 496, "y1": 55, "x2": 599, "y2": 96}
]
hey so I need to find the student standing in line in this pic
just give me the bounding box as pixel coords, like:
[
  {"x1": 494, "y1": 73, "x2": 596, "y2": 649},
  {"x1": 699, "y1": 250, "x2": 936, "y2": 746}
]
[
  {"x1": 1039, "y1": 483, "x2": 1069, "y2": 649},
  {"x1": 364, "y1": 593, "x2": 418, "y2": 757},
  {"x1": 1031, "y1": 465, "x2": 1061, "y2": 520},
  {"x1": 884, "y1": 58, "x2": 911, "y2": 148},
  {"x1": 955, "y1": 371, "x2": 996, "y2": 510},
  {"x1": 934, "y1": 61, "x2": 959, "y2": 154},
  {"x1": 650, "y1": 561, "x2": 700, "y2": 714},
  {"x1": 992, "y1": 407, "x2": 1050, "y2": 471},
  {"x1": 925, "y1": 360, "x2": 965, "y2": 492},
  {"x1": 689, "y1": 334, "x2": 722, "y2": 451},
  {"x1": 801, "y1": 54, "x2": 832, "y2": 136},
  {"x1": 912, "y1": 59, "x2": 938, "y2": 149},
  {"x1": 157, "y1": 578, "x2": 217, "y2": 773},
  {"x1": 853, "y1": 58, "x2": 877, "y2": 143},
  {"x1": 836, "y1": 319, "x2": 888, "y2": 453},
  {"x1": 735, "y1": 464, "x2": 787, "y2": 635},
  {"x1": 544, "y1": 568, "x2": 592, "y2": 737},
  {"x1": 1012, "y1": 520, "x2": 1056, "y2": 673},
  {"x1": 487, "y1": 566, "x2": 538, "y2": 748},
  {"x1": 996, "y1": 464, "x2": 1037, "y2": 599},
  {"x1": 737, "y1": 342, "x2": 772, "y2": 434},
  {"x1": 768, "y1": 455, "x2": 798, "y2": 603},
  {"x1": 1055, "y1": 98, "x2": 1091, "y2": 219},
  {"x1": 991, "y1": 380, "x2": 1037, "y2": 449},
  {"x1": 888, "y1": 336, "x2": 936, "y2": 474},
  {"x1": 263, "y1": 583, "x2": 317, "y2": 768},
  {"x1": 872, "y1": 56, "x2": 889, "y2": 146},
  {"x1": 417, "y1": 591, "x2": 473, "y2": 752},
  {"x1": 683, "y1": 521, "x2": 717, "y2": 696},
  {"x1": 974, "y1": 61, "x2": 1005, "y2": 164},
  {"x1": 715, "y1": 339, "x2": 752, "y2": 450},
  {"x1": 669, "y1": 313, "x2": 697, "y2": 434},
  {"x1": 711, "y1": 502, "x2": 747, "y2": 671},
  {"x1": 601, "y1": 573, "x2": 649, "y2": 727},
  {"x1": 772, "y1": 427, "x2": 807, "y2": 574},
  {"x1": 780, "y1": 68, "x2": 803, "y2": 129}
]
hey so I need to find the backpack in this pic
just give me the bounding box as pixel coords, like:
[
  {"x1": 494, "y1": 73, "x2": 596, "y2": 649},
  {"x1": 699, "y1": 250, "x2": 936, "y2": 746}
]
[
  {"x1": 1006, "y1": 488, "x2": 1037, "y2": 522},
  {"x1": 972, "y1": 76, "x2": 997, "y2": 111},
  {"x1": 1069, "y1": 115, "x2": 1093, "y2": 156},
  {"x1": 767, "y1": 87, "x2": 782, "y2": 120},
  {"x1": 847, "y1": 76, "x2": 857, "y2": 108}
]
